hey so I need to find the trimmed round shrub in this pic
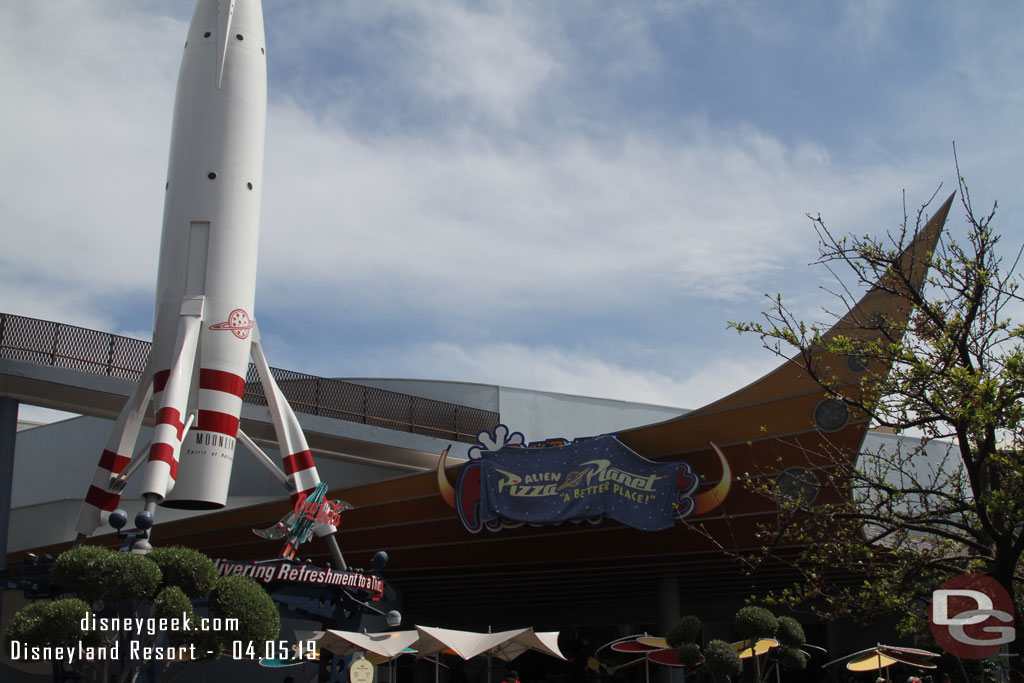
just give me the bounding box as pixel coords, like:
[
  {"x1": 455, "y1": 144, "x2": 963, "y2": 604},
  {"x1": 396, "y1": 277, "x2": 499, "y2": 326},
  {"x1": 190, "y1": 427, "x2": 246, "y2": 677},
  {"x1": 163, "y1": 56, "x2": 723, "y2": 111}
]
[
  {"x1": 675, "y1": 642, "x2": 702, "y2": 667},
  {"x1": 772, "y1": 645, "x2": 809, "y2": 671},
  {"x1": 703, "y1": 639, "x2": 742, "y2": 679},
  {"x1": 55, "y1": 546, "x2": 112, "y2": 599},
  {"x1": 666, "y1": 615, "x2": 702, "y2": 646},
  {"x1": 735, "y1": 606, "x2": 777, "y2": 641},
  {"x1": 147, "y1": 546, "x2": 218, "y2": 598},
  {"x1": 154, "y1": 585, "x2": 221, "y2": 659},
  {"x1": 4, "y1": 598, "x2": 100, "y2": 651},
  {"x1": 210, "y1": 575, "x2": 280, "y2": 647},
  {"x1": 776, "y1": 616, "x2": 805, "y2": 647},
  {"x1": 55, "y1": 546, "x2": 161, "y2": 600},
  {"x1": 154, "y1": 586, "x2": 196, "y2": 641},
  {"x1": 101, "y1": 552, "x2": 162, "y2": 599}
]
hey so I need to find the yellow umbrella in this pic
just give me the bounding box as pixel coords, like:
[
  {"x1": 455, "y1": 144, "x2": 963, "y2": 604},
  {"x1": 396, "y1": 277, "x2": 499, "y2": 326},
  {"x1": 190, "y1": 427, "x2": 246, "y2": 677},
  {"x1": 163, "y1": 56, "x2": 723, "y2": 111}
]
[
  {"x1": 847, "y1": 652, "x2": 901, "y2": 672},
  {"x1": 825, "y1": 644, "x2": 939, "y2": 675},
  {"x1": 731, "y1": 638, "x2": 778, "y2": 659},
  {"x1": 636, "y1": 637, "x2": 670, "y2": 649},
  {"x1": 847, "y1": 650, "x2": 937, "y2": 672}
]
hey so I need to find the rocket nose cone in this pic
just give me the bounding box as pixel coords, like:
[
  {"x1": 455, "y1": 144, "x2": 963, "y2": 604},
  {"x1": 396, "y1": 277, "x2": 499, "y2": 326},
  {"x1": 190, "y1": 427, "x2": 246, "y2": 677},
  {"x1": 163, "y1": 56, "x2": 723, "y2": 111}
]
[{"x1": 184, "y1": 0, "x2": 266, "y2": 89}]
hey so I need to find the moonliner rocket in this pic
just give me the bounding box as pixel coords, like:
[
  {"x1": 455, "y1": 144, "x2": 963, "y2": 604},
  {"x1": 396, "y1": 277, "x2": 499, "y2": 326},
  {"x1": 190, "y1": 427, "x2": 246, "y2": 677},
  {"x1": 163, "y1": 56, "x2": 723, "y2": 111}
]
[{"x1": 76, "y1": 0, "x2": 347, "y2": 567}]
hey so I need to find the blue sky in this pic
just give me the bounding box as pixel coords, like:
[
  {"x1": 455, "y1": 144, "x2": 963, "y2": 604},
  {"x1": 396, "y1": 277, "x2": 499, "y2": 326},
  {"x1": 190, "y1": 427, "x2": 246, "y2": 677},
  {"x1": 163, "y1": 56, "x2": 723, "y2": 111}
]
[{"x1": 2, "y1": 1, "x2": 1022, "y2": 424}]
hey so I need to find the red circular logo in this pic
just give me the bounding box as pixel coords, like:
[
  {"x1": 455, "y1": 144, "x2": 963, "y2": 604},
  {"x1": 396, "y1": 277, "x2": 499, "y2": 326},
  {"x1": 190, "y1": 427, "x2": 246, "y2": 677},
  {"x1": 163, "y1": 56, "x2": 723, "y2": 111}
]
[
  {"x1": 930, "y1": 573, "x2": 1015, "y2": 658},
  {"x1": 209, "y1": 308, "x2": 253, "y2": 340}
]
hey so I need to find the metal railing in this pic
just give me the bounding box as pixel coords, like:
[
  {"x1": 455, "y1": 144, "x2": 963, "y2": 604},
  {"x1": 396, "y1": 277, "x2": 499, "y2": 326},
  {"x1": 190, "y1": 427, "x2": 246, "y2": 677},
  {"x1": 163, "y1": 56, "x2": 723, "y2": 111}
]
[{"x1": 0, "y1": 312, "x2": 497, "y2": 444}]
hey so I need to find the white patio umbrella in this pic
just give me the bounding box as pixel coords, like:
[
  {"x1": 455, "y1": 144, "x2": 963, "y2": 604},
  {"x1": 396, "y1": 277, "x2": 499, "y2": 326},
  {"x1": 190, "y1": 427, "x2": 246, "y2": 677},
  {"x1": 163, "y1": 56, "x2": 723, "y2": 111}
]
[
  {"x1": 487, "y1": 630, "x2": 565, "y2": 662},
  {"x1": 295, "y1": 626, "x2": 564, "y2": 683},
  {"x1": 413, "y1": 626, "x2": 516, "y2": 661},
  {"x1": 413, "y1": 626, "x2": 565, "y2": 662},
  {"x1": 414, "y1": 626, "x2": 565, "y2": 683},
  {"x1": 297, "y1": 628, "x2": 420, "y2": 659}
]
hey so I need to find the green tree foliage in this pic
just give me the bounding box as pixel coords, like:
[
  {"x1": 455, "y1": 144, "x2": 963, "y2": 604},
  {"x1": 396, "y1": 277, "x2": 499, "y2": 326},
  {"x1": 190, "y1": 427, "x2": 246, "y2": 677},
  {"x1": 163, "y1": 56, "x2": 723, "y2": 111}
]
[
  {"x1": 55, "y1": 545, "x2": 116, "y2": 601},
  {"x1": 153, "y1": 585, "x2": 195, "y2": 644},
  {"x1": 665, "y1": 607, "x2": 804, "y2": 681},
  {"x1": 774, "y1": 615, "x2": 805, "y2": 648},
  {"x1": 147, "y1": 546, "x2": 217, "y2": 598},
  {"x1": 730, "y1": 172, "x2": 1024, "y2": 669},
  {"x1": 703, "y1": 639, "x2": 742, "y2": 680},
  {"x1": 103, "y1": 552, "x2": 162, "y2": 600},
  {"x1": 734, "y1": 606, "x2": 777, "y2": 641},
  {"x1": 5, "y1": 546, "x2": 279, "y2": 680},
  {"x1": 55, "y1": 545, "x2": 162, "y2": 601},
  {"x1": 766, "y1": 614, "x2": 808, "y2": 672},
  {"x1": 665, "y1": 614, "x2": 701, "y2": 647},
  {"x1": 771, "y1": 645, "x2": 808, "y2": 671},
  {"x1": 4, "y1": 598, "x2": 99, "y2": 650},
  {"x1": 675, "y1": 642, "x2": 702, "y2": 667},
  {"x1": 210, "y1": 574, "x2": 280, "y2": 647},
  {"x1": 154, "y1": 585, "x2": 221, "y2": 661}
]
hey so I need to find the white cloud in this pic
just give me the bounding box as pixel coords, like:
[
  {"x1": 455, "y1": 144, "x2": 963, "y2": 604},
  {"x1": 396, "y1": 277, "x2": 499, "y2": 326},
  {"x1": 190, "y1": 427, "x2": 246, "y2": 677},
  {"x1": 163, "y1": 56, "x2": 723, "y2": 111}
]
[
  {"x1": 0, "y1": 2, "x2": 179, "y2": 323},
  {"x1": 414, "y1": 2, "x2": 556, "y2": 127},
  {"x1": 258, "y1": 101, "x2": 939, "y2": 322},
  {"x1": 2, "y1": 0, "x2": 1021, "y2": 408}
]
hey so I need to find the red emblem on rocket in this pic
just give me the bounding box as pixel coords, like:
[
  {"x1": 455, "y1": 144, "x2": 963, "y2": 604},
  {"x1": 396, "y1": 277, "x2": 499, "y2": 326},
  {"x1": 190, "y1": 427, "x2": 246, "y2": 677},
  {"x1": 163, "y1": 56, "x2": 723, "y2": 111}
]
[{"x1": 209, "y1": 309, "x2": 253, "y2": 339}]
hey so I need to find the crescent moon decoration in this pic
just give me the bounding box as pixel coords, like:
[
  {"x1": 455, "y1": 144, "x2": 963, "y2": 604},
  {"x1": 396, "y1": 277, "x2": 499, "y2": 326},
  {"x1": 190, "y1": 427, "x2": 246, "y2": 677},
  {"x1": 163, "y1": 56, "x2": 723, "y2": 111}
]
[
  {"x1": 436, "y1": 446, "x2": 456, "y2": 508},
  {"x1": 693, "y1": 441, "x2": 732, "y2": 515}
]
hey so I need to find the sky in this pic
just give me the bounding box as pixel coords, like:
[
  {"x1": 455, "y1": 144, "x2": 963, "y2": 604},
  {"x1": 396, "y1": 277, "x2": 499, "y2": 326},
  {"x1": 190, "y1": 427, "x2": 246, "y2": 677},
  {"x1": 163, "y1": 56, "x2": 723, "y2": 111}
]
[{"x1": 2, "y1": 1, "x2": 1022, "y2": 426}]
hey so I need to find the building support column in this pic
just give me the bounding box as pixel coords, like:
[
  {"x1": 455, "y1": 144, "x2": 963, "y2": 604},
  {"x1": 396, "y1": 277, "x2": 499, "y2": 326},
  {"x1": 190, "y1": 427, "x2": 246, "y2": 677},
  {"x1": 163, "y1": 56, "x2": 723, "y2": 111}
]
[
  {"x1": 0, "y1": 396, "x2": 17, "y2": 571},
  {"x1": 658, "y1": 576, "x2": 682, "y2": 683},
  {"x1": 0, "y1": 396, "x2": 19, "y2": 621}
]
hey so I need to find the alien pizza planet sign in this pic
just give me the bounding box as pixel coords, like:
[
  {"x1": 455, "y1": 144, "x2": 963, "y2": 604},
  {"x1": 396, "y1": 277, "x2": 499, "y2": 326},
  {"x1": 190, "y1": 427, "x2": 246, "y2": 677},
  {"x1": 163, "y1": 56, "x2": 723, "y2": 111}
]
[
  {"x1": 213, "y1": 560, "x2": 384, "y2": 600},
  {"x1": 456, "y1": 434, "x2": 699, "y2": 533}
]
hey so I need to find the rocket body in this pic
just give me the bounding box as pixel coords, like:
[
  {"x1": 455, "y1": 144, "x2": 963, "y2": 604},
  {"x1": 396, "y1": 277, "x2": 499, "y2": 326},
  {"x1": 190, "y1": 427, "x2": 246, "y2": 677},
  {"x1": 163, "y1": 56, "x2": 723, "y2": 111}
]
[
  {"x1": 77, "y1": 0, "x2": 266, "y2": 533},
  {"x1": 77, "y1": 0, "x2": 333, "y2": 543},
  {"x1": 143, "y1": 0, "x2": 266, "y2": 509}
]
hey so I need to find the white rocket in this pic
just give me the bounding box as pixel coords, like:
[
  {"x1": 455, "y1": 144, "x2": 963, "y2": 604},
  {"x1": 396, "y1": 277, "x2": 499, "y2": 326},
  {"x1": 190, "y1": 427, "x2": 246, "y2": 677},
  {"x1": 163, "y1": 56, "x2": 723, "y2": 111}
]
[{"x1": 75, "y1": 0, "x2": 347, "y2": 568}]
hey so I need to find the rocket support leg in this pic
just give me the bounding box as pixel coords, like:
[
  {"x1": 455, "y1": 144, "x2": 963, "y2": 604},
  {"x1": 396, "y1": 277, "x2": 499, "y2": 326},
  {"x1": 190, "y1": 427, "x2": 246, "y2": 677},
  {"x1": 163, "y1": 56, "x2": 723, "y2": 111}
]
[
  {"x1": 250, "y1": 332, "x2": 347, "y2": 569},
  {"x1": 138, "y1": 296, "x2": 205, "y2": 504},
  {"x1": 237, "y1": 428, "x2": 292, "y2": 488},
  {"x1": 75, "y1": 365, "x2": 155, "y2": 538}
]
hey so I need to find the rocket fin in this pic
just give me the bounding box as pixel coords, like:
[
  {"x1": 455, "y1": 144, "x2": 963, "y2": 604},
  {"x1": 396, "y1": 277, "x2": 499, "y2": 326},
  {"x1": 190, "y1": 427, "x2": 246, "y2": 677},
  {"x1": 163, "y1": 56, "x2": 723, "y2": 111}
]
[
  {"x1": 138, "y1": 298, "x2": 204, "y2": 502},
  {"x1": 250, "y1": 335, "x2": 327, "y2": 519},
  {"x1": 75, "y1": 367, "x2": 155, "y2": 537},
  {"x1": 251, "y1": 329, "x2": 348, "y2": 568}
]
